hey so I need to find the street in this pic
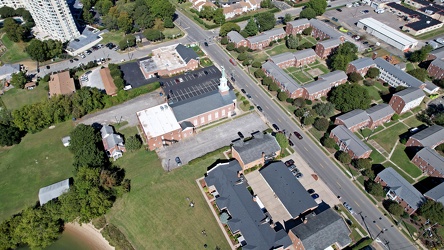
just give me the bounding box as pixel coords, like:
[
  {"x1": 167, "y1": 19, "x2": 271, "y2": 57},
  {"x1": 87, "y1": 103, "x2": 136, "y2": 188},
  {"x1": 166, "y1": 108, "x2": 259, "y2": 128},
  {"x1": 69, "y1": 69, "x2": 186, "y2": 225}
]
[{"x1": 174, "y1": 10, "x2": 418, "y2": 250}]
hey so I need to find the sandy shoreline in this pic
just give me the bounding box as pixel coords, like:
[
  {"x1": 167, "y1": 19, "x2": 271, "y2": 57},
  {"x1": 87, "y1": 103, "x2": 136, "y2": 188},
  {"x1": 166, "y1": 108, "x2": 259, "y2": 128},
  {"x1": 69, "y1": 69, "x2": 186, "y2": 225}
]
[{"x1": 64, "y1": 222, "x2": 115, "y2": 250}]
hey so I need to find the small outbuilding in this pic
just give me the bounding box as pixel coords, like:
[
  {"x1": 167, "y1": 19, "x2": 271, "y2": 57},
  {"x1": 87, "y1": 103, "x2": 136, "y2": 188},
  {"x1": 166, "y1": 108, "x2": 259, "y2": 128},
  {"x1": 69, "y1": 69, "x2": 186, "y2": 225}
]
[
  {"x1": 61, "y1": 136, "x2": 71, "y2": 147},
  {"x1": 38, "y1": 179, "x2": 70, "y2": 205},
  {"x1": 24, "y1": 82, "x2": 37, "y2": 90}
]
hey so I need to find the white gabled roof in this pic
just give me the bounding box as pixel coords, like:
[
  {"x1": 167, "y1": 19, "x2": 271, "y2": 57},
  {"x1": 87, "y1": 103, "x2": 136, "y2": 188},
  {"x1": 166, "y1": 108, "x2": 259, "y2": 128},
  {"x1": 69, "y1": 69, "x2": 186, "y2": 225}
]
[
  {"x1": 358, "y1": 18, "x2": 418, "y2": 46},
  {"x1": 39, "y1": 179, "x2": 70, "y2": 205}
]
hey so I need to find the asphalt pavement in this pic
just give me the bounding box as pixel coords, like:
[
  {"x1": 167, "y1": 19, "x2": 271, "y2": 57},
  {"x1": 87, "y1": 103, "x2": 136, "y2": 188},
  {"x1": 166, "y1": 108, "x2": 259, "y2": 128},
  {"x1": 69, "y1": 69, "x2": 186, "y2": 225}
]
[{"x1": 174, "y1": 10, "x2": 419, "y2": 250}]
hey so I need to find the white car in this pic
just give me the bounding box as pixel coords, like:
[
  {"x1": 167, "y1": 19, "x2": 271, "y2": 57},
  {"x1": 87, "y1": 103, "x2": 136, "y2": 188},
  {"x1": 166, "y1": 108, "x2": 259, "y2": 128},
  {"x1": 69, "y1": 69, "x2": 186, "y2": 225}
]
[{"x1": 123, "y1": 85, "x2": 132, "y2": 90}]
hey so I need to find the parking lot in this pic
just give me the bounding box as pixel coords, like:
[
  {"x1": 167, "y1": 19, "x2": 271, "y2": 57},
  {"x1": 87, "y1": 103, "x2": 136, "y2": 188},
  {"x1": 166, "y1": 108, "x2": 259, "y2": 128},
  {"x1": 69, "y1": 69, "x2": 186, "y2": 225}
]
[
  {"x1": 157, "y1": 112, "x2": 268, "y2": 171},
  {"x1": 80, "y1": 67, "x2": 104, "y2": 90},
  {"x1": 161, "y1": 66, "x2": 231, "y2": 104},
  {"x1": 119, "y1": 59, "x2": 160, "y2": 88}
]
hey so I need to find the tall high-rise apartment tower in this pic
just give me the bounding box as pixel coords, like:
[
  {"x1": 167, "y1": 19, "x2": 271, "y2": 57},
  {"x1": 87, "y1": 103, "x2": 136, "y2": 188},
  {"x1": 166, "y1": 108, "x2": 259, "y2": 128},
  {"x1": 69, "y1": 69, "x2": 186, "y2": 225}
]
[{"x1": 0, "y1": 0, "x2": 80, "y2": 42}]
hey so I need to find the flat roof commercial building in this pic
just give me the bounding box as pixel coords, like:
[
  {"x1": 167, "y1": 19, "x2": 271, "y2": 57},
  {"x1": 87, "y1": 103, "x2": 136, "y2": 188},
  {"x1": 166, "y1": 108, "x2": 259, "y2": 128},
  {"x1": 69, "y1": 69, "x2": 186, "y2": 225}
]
[{"x1": 357, "y1": 18, "x2": 419, "y2": 51}]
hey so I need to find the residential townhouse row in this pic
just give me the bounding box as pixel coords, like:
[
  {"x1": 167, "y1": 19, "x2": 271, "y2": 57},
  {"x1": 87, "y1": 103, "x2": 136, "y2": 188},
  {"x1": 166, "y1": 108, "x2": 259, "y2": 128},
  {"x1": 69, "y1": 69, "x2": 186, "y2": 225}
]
[
  {"x1": 427, "y1": 47, "x2": 444, "y2": 80},
  {"x1": 189, "y1": 0, "x2": 260, "y2": 19},
  {"x1": 334, "y1": 104, "x2": 395, "y2": 132}
]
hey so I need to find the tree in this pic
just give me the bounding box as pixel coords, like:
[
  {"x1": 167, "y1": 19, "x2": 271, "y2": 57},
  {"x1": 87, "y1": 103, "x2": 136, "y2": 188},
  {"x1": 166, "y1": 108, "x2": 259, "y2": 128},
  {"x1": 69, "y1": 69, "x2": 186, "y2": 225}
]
[
  {"x1": 149, "y1": 0, "x2": 175, "y2": 20},
  {"x1": 302, "y1": 27, "x2": 313, "y2": 36},
  {"x1": 69, "y1": 124, "x2": 106, "y2": 169},
  {"x1": 348, "y1": 72, "x2": 363, "y2": 83},
  {"x1": 0, "y1": 124, "x2": 23, "y2": 146},
  {"x1": 321, "y1": 136, "x2": 336, "y2": 148},
  {"x1": 252, "y1": 61, "x2": 262, "y2": 68},
  {"x1": 126, "y1": 135, "x2": 142, "y2": 152},
  {"x1": 275, "y1": 132, "x2": 289, "y2": 150},
  {"x1": 3, "y1": 17, "x2": 25, "y2": 42},
  {"x1": 293, "y1": 98, "x2": 306, "y2": 108},
  {"x1": 45, "y1": 39, "x2": 63, "y2": 59},
  {"x1": 164, "y1": 17, "x2": 174, "y2": 28},
  {"x1": 269, "y1": 82, "x2": 279, "y2": 91},
  {"x1": 302, "y1": 116, "x2": 315, "y2": 125},
  {"x1": 300, "y1": 8, "x2": 317, "y2": 19},
  {"x1": 286, "y1": 35, "x2": 299, "y2": 49},
  {"x1": 313, "y1": 118, "x2": 329, "y2": 131},
  {"x1": 260, "y1": 0, "x2": 273, "y2": 8},
  {"x1": 226, "y1": 42, "x2": 235, "y2": 51},
  {"x1": 353, "y1": 158, "x2": 371, "y2": 170},
  {"x1": 10, "y1": 71, "x2": 27, "y2": 89},
  {"x1": 366, "y1": 67, "x2": 380, "y2": 78},
  {"x1": 237, "y1": 52, "x2": 247, "y2": 61},
  {"x1": 337, "y1": 151, "x2": 351, "y2": 164},
  {"x1": 362, "y1": 168, "x2": 375, "y2": 180},
  {"x1": 407, "y1": 68, "x2": 428, "y2": 82},
  {"x1": 434, "y1": 78, "x2": 444, "y2": 88},
  {"x1": 365, "y1": 181, "x2": 384, "y2": 197},
  {"x1": 278, "y1": 91, "x2": 288, "y2": 101},
  {"x1": 329, "y1": 83, "x2": 371, "y2": 112},
  {"x1": 256, "y1": 12, "x2": 275, "y2": 32},
  {"x1": 284, "y1": 13, "x2": 292, "y2": 24},
  {"x1": 255, "y1": 68, "x2": 266, "y2": 78},
  {"x1": 199, "y1": 5, "x2": 214, "y2": 20},
  {"x1": 306, "y1": 0, "x2": 328, "y2": 16},
  {"x1": 133, "y1": 5, "x2": 154, "y2": 29},
  {"x1": 244, "y1": 17, "x2": 258, "y2": 36},
  {"x1": 213, "y1": 8, "x2": 225, "y2": 26},
  {"x1": 117, "y1": 12, "x2": 133, "y2": 34},
  {"x1": 219, "y1": 22, "x2": 240, "y2": 37},
  {"x1": 408, "y1": 45, "x2": 433, "y2": 62},
  {"x1": 313, "y1": 102, "x2": 334, "y2": 117},
  {"x1": 143, "y1": 29, "x2": 164, "y2": 41},
  {"x1": 26, "y1": 39, "x2": 47, "y2": 62},
  {"x1": 419, "y1": 200, "x2": 444, "y2": 225},
  {"x1": 330, "y1": 42, "x2": 358, "y2": 71},
  {"x1": 386, "y1": 201, "x2": 404, "y2": 216}
]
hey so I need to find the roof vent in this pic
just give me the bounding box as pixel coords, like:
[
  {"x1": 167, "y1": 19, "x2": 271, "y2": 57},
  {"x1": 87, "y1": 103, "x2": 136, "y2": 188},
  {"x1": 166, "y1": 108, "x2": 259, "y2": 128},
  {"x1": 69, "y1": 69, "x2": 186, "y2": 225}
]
[
  {"x1": 164, "y1": 105, "x2": 169, "y2": 109},
  {"x1": 160, "y1": 106, "x2": 164, "y2": 111},
  {"x1": 427, "y1": 20, "x2": 431, "y2": 24}
]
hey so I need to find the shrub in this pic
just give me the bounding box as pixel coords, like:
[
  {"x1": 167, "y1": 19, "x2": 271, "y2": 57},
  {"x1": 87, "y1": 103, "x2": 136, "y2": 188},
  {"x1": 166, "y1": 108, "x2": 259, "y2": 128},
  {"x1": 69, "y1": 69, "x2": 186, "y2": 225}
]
[
  {"x1": 385, "y1": 200, "x2": 403, "y2": 216},
  {"x1": 235, "y1": 46, "x2": 248, "y2": 53},
  {"x1": 226, "y1": 42, "x2": 235, "y2": 51},
  {"x1": 286, "y1": 98, "x2": 294, "y2": 103},
  {"x1": 305, "y1": 99, "x2": 312, "y2": 105},
  {"x1": 366, "y1": 67, "x2": 380, "y2": 78},
  {"x1": 321, "y1": 136, "x2": 336, "y2": 148},
  {"x1": 254, "y1": 69, "x2": 266, "y2": 79},
  {"x1": 302, "y1": 27, "x2": 313, "y2": 35},
  {"x1": 383, "y1": 82, "x2": 389, "y2": 87},
  {"x1": 262, "y1": 76, "x2": 273, "y2": 86},
  {"x1": 278, "y1": 91, "x2": 288, "y2": 101},
  {"x1": 293, "y1": 98, "x2": 305, "y2": 108},
  {"x1": 348, "y1": 72, "x2": 363, "y2": 83},
  {"x1": 126, "y1": 135, "x2": 142, "y2": 152},
  {"x1": 252, "y1": 61, "x2": 262, "y2": 68},
  {"x1": 302, "y1": 116, "x2": 315, "y2": 125},
  {"x1": 363, "y1": 80, "x2": 374, "y2": 86},
  {"x1": 400, "y1": 138, "x2": 407, "y2": 144},
  {"x1": 337, "y1": 151, "x2": 351, "y2": 164},
  {"x1": 391, "y1": 114, "x2": 399, "y2": 121},
  {"x1": 313, "y1": 118, "x2": 329, "y2": 131},
  {"x1": 237, "y1": 53, "x2": 247, "y2": 61},
  {"x1": 220, "y1": 37, "x2": 228, "y2": 45},
  {"x1": 268, "y1": 82, "x2": 279, "y2": 91}
]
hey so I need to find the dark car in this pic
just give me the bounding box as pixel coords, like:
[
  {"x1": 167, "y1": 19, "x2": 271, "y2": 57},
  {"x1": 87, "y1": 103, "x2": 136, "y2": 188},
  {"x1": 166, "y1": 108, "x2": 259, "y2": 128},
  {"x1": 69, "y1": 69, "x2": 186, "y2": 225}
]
[
  {"x1": 311, "y1": 193, "x2": 319, "y2": 199},
  {"x1": 241, "y1": 88, "x2": 246, "y2": 94},
  {"x1": 307, "y1": 189, "x2": 315, "y2": 194},
  {"x1": 204, "y1": 70, "x2": 209, "y2": 75},
  {"x1": 46, "y1": 65, "x2": 50, "y2": 69},
  {"x1": 257, "y1": 106, "x2": 263, "y2": 112},
  {"x1": 175, "y1": 157, "x2": 182, "y2": 166},
  {"x1": 73, "y1": 58, "x2": 79, "y2": 61},
  {"x1": 238, "y1": 131, "x2": 244, "y2": 139},
  {"x1": 363, "y1": 41, "x2": 369, "y2": 45},
  {"x1": 293, "y1": 131, "x2": 303, "y2": 140},
  {"x1": 288, "y1": 139, "x2": 294, "y2": 146},
  {"x1": 343, "y1": 202, "x2": 354, "y2": 213},
  {"x1": 175, "y1": 78, "x2": 180, "y2": 83},
  {"x1": 246, "y1": 94, "x2": 251, "y2": 99},
  {"x1": 204, "y1": 42, "x2": 208, "y2": 46},
  {"x1": 285, "y1": 159, "x2": 295, "y2": 166},
  {"x1": 295, "y1": 173, "x2": 303, "y2": 179},
  {"x1": 272, "y1": 124, "x2": 280, "y2": 131},
  {"x1": 337, "y1": 8, "x2": 342, "y2": 12},
  {"x1": 193, "y1": 73, "x2": 199, "y2": 78}
]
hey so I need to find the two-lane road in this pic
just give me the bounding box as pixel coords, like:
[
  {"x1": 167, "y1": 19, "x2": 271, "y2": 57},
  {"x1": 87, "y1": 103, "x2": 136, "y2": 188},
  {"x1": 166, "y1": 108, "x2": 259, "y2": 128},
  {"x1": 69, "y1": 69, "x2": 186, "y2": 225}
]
[{"x1": 174, "y1": 11, "x2": 419, "y2": 250}]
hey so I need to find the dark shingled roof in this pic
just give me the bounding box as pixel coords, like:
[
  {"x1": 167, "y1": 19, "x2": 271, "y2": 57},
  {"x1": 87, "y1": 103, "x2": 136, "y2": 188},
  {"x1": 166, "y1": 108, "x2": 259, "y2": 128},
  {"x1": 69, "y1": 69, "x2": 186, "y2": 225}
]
[
  {"x1": 366, "y1": 104, "x2": 395, "y2": 122},
  {"x1": 290, "y1": 208, "x2": 352, "y2": 250},
  {"x1": 349, "y1": 57, "x2": 375, "y2": 70},
  {"x1": 331, "y1": 125, "x2": 372, "y2": 157},
  {"x1": 377, "y1": 167, "x2": 424, "y2": 210},
  {"x1": 409, "y1": 125, "x2": 444, "y2": 147},
  {"x1": 374, "y1": 58, "x2": 425, "y2": 89},
  {"x1": 425, "y1": 182, "x2": 444, "y2": 206},
  {"x1": 393, "y1": 87, "x2": 425, "y2": 103},
  {"x1": 204, "y1": 161, "x2": 292, "y2": 250},
  {"x1": 171, "y1": 89, "x2": 236, "y2": 122},
  {"x1": 175, "y1": 44, "x2": 199, "y2": 63},
  {"x1": 260, "y1": 162, "x2": 318, "y2": 218},
  {"x1": 414, "y1": 147, "x2": 444, "y2": 175},
  {"x1": 232, "y1": 133, "x2": 281, "y2": 165},
  {"x1": 336, "y1": 109, "x2": 369, "y2": 129}
]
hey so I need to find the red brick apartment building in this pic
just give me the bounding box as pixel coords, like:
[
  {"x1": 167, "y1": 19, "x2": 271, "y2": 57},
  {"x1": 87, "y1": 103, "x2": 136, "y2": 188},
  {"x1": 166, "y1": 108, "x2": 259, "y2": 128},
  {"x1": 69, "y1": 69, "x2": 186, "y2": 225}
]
[
  {"x1": 315, "y1": 38, "x2": 342, "y2": 58},
  {"x1": 303, "y1": 70, "x2": 348, "y2": 100},
  {"x1": 389, "y1": 87, "x2": 425, "y2": 114},
  {"x1": 412, "y1": 147, "x2": 444, "y2": 178},
  {"x1": 246, "y1": 28, "x2": 286, "y2": 50},
  {"x1": 346, "y1": 57, "x2": 376, "y2": 76},
  {"x1": 330, "y1": 125, "x2": 372, "y2": 159},
  {"x1": 285, "y1": 19, "x2": 310, "y2": 35},
  {"x1": 406, "y1": 125, "x2": 444, "y2": 149},
  {"x1": 334, "y1": 110, "x2": 370, "y2": 132},
  {"x1": 268, "y1": 49, "x2": 317, "y2": 69},
  {"x1": 427, "y1": 59, "x2": 444, "y2": 79},
  {"x1": 227, "y1": 30, "x2": 247, "y2": 48}
]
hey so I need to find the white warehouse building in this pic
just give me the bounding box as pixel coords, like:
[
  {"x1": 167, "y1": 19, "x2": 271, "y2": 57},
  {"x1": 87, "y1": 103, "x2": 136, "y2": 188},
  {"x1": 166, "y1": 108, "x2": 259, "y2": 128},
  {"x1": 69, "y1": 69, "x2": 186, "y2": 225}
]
[{"x1": 357, "y1": 18, "x2": 418, "y2": 51}]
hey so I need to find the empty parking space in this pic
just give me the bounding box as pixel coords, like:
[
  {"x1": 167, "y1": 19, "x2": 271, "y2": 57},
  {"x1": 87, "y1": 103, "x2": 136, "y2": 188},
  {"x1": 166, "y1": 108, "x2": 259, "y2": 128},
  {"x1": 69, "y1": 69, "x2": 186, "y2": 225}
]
[{"x1": 157, "y1": 113, "x2": 268, "y2": 171}]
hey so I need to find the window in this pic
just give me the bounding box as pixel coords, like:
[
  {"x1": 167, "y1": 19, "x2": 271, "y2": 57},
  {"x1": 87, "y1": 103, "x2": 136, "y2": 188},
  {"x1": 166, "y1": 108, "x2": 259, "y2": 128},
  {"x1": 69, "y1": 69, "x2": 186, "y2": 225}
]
[
  {"x1": 208, "y1": 114, "x2": 212, "y2": 121},
  {"x1": 201, "y1": 117, "x2": 205, "y2": 123},
  {"x1": 222, "y1": 110, "x2": 226, "y2": 116},
  {"x1": 215, "y1": 112, "x2": 219, "y2": 119}
]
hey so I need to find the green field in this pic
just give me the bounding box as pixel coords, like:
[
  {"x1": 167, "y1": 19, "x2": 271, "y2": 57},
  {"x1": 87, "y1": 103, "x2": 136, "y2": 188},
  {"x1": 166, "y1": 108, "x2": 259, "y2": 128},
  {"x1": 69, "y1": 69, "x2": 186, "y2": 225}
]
[
  {"x1": 390, "y1": 144, "x2": 422, "y2": 178},
  {"x1": 0, "y1": 34, "x2": 30, "y2": 63},
  {"x1": 265, "y1": 44, "x2": 293, "y2": 56},
  {"x1": 0, "y1": 121, "x2": 74, "y2": 221},
  {"x1": 371, "y1": 123, "x2": 408, "y2": 152},
  {"x1": 1, "y1": 81, "x2": 49, "y2": 110},
  {"x1": 292, "y1": 71, "x2": 312, "y2": 83},
  {"x1": 402, "y1": 116, "x2": 424, "y2": 128},
  {"x1": 363, "y1": 85, "x2": 382, "y2": 103},
  {"x1": 100, "y1": 31, "x2": 125, "y2": 45},
  {"x1": 106, "y1": 146, "x2": 230, "y2": 249},
  {"x1": 310, "y1": 64, "x2": 330, "y2": 74},
  {"x1": 162, "y1": 27, "x2": 184, "y2": 38}
]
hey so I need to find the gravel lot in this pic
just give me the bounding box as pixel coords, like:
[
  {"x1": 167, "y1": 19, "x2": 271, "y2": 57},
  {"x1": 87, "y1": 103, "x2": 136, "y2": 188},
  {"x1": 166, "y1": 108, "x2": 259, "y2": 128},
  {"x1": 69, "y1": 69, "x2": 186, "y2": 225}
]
[{"x1": 157, "y1": 112, "x2": 268, "y2": 171}]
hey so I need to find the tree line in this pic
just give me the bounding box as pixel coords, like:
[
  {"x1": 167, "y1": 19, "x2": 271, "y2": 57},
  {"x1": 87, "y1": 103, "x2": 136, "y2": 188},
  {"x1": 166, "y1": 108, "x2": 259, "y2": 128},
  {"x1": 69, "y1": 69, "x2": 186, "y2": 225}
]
[{"x1": 0, "y1": 124, "x2": 130, "y2": 249}]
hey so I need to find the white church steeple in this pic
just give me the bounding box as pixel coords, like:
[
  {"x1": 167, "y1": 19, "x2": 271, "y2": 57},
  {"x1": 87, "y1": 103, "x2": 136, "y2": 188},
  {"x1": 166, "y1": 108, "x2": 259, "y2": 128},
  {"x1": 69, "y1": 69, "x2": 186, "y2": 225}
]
[{"x1": 218, "y1": 66, "x2": 230, "y2": 94}]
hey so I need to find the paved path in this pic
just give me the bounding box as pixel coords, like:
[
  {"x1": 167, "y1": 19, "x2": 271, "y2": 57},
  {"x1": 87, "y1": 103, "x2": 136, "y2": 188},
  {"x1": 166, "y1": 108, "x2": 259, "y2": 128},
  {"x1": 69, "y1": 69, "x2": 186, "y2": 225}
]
[{"x1": 368, "y1": 139, "x2": 388, "y2": 156}]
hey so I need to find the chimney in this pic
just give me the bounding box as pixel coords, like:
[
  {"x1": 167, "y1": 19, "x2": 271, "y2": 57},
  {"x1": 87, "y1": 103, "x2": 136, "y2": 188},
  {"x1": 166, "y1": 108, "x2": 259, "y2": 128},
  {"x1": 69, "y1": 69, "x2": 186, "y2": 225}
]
[
  {"x1": 372, "y1": 52, "x2": 378, "y2": 60},
  {"x1": 303, "y1": 217, "x2": 308, "y2": 224}
]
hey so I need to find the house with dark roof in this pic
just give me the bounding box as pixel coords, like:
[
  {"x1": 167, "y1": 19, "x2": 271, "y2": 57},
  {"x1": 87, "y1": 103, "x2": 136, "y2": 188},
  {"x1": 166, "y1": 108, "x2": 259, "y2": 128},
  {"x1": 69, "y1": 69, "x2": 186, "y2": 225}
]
[
  {"x1": 303, "y1": 70, "x2": 348, "y2": 100},
  {"x1": 232, "y1": 133, "x2": 281, "y2": 171},
  {"x1": 330, "y1": 125, "x2": 372, "y2": 159},
  {"x1": 366, "y1": 104, "x2": 395, "y2": 129},
  {"x1": 346, "y1": 57, "x2": 376, "y2": 76},
  {"x1": 259, "y1": 162, "x2": 318, "y2": 219},
  {"x1": 204, "y1": 160, "x2": 293, "y2": 250},
  {"x1": 424, "y1": 182, "x2": 444, "y2": 206},
  {"x1": 227, "y1": 30, "x2": 247, "y2": 48},
  {"x1": 315, "y1": 38, "x2": 343, "y2": 59},
  {"x1": 375, "y1": 167, "x2": 424, "y2": 215},
  {"x1": 101, "y1": 124, "x2": 126, "y2": 160},
  {"x1": 406, "y1": 125, "x2": 444, "y2": 149},
  {"x1": 427, "y1": 58, "x2": 444, "y2": 79},
  {"x1": 288, "y1": 208, "x2": 352, "y2": 250},
  {"x1": 39, "y1": 179, "x2": 70, "y2": 205},
  {"x1": 334, "y1": 109, "x2": 370, "y2": 132},
  {"x1": 389, "y1": 87, "x2": 425, "y2": 114},
  {"x1": 412, "y1": 147, "x2": 444, "y2": 178}
]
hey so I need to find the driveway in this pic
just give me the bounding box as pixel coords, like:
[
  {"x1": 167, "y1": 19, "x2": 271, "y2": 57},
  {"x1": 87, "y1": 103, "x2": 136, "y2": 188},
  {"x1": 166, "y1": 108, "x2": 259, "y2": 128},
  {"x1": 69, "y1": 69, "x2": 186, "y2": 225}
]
[
  {"x1": 157, "y1": 112, "x2": 268, "y2": 171},
  {"x1": 119, "y1": 59, "x2": 159, "y2": 88},
  {"x1": 77, "y1": 91, "x2": 165, "y2": 127}
]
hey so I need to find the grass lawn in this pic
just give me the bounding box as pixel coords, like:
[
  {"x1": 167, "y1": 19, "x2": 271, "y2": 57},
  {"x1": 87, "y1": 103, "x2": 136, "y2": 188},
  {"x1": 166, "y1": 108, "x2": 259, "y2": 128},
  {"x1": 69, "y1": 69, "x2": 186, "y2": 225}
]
[
  {"x1": 402, "y1": 116, "x2": 424, "y2": 128},
  {"x1": 400, "y1": 111, "x2": 412, "y2": 119},
  {"x1": 310, "y1": 64, "x2": 330, "y2": 74},
  {"x1": 390, "y1": 144, "x2": 422, "y2": 178},
  {"x1": 371, "y1": 123, "x2": 408, "y2": 152},
  {"x1": 106, "y1": 149, "x2": 230, "y2": 249},
  {"x1": 1, "y1": 81, "x2": 49, "y2": 110},
  {"x1": 367, "y1": 143, "x2": 386, "y2": 163},
  {"x1": 292, "y1": 71, "x2": 312, "y2": 83},
  {"x1": 384, "y1": 163, "x2": 415, "y2": 184},
  {"x1": 0, "y1": 121, "x2": 74, "y2": 221},
  {"x1": 265, "y1": 44, "x2": 293, "y2": 56},
  {"x1": 162, "y1": 27, "x2": 184, "y2": 38},
  {"x1": 309, "y1": 127, "x2": 324, "y2": 141},
  {"x1": 303, "y1": 36, "x2": 317, "y2": 45},
  {"x1": 373, "y1": 81, "x2": 387, "y2": 91},
  {"x1": 192, "y1": 46, "x2": 206, "y2": 57},
  {"x1": 286, "y1": 66, "x2": 299, "y2": 74},
  {"x1": 200, "y1": 58, "x2": 213, "y2": 67},
  {"x1": 363, "y1": 85, "x2": 382, "y2": 102},
  {"x1": 100, "y1": 31, "x2": 125, "y2": 45},
  {"x1": 0, "y1": 34, "x2": 30, "y2": 63},
  {"x1": 406, "y1": 63, "x2": 415, "y2": 71},
  {"x1": 253, "y1": 51, "x2": 269, "y2": 63}
]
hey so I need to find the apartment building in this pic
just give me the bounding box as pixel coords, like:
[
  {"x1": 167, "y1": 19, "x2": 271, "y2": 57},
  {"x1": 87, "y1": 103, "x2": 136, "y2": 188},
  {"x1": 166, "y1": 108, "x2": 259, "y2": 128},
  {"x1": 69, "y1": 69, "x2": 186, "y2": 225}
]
[
  {"x1": 227, "y1": 30, "x2": 247, "y2": 48},
  {"x1": 246, "y1": 28, "x2": 286, "y2": 50},
  {"x1": 334, "y1": 104, "x2": 395, "y2": 132},
  {"x1": 0, "y1": 0, "x2": 24, "y2": 8},
  {"x1": 346, "y1": 57, "x2": 376, "y2": 76},
  {"x1": 262, "y1": 61, "x2": 305, "y2": 99},
  {"x1": 268, "y1": 49, "x2": 317, "y2": 69},
  {"x1": 315, "y1": 38, "x2": 343, "y2": 59},
  {"x1": 389, "y1": 87, "x2": 425, "y2": 114},
  {"x1": 285, "y1": 19, "x2": 311, "y2": 36},
  {"x1": 427, "y1": 58, "x2": 444, "y2": 79},
  {"x1": 406, "y1": 125, "x2": 444, "y2": 149},
  {"x1": 303, "y1": 70, "x2": 348, "y2": 100},
  {"x1": 330, "y1": 125, "x2": 372, "y2": 159},
  {"x1": 412, "y1": 147, "x2": 444, "y2": 178}
]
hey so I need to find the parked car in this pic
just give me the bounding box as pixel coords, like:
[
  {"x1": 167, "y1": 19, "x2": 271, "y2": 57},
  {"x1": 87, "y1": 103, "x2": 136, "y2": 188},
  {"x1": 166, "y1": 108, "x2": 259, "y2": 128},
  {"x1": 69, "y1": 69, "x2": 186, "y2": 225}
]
[
  {"x1": 204, "y1": 42, "x2": 208, "y2": 46},
  {"x1": 296, "y1": 173, "x2": 303, "y2": 179},
  {"x1": 293, "y1": 131, "x2": 303, "y2": 140},
  {"x1": 311, "y1": 193, "x2": 319, "y2": 199},
  {"x1": 241, "y1": 88, "x2": 246, "y2": 94},
  {"x1": 238, "y1": 131, "x2": 244, "y2": 139},
  {"x1": 337, "y1": 8, "x2": 342, "y2": 12},
  {"x1": 204, "y1": 70, "x2": 209, "y2": 75},
  {"x1": 193, "y1": 73, "x2": 199, "y2": 78},
  {"x1": 229, "y1": 58, "x2": 237, "y2": 66},
  {"x1": 175, "y1": 78, "x2": 180, "y2": 83},
  {"x1": 285, "y1": 159, "x2": 295, "y2": 166},
  {"x1": 343, "y1": 202, "x2": 354, "y2": 213},
  {"x1": 175, "y1": 157, "x2": 182, "y2": 166},
  {"x1": 307, "y1": 189, "x2": 315, "y2": 194},
  {"x1": 272, "y1": 124, "x2": 280, "y2": 131},
  {"x1": 289, "y1": 139, "x2": 294, "y2": 146},
  {"x1": 246, "y1": 94, "x2": 251, "y2": 99},
  {"x1": 257, "y1": 106, "x2": 263, "y2": 112},
  {"x1": 178, "y1": 77, "x2": 184, "y2": 83}
]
